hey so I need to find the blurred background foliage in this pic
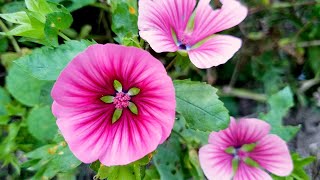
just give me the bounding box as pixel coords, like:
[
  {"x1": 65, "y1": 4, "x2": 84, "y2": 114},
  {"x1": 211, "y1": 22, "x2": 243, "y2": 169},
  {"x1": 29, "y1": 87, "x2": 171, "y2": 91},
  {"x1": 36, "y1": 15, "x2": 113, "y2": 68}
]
[{"x1": 0, "y1": 0, "x2": 319, "y2": 179}]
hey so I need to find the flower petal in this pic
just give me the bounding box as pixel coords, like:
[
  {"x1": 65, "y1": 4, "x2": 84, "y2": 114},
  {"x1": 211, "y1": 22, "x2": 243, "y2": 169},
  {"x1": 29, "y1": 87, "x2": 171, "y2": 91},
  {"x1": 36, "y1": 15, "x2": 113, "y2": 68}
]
[
  {"x1": 234, "y1": 162, "x2": 272, "y2": 180},
  {"x1": 199, "y1": 144, "x2": 233, "y2": 180},
  {"x1": 52, "y1": 44, "x2": 176, "y2": 166},
  {"x1": 56, "y1": 103, "x2": 113, "y2": 163},
  {"x1": 249, "y1": 134, "x2": 293, "y2": 176},
  {"x1": 188, "y1": 35, "x2": 242, "y2": 68},
  {"x1": 138, "y1": 0, "x2": 196, "y2": 52},
  {"x1": 234, "y1": 118, "x2": 271, "y2": 146},
  {"x1": 192, "y1": 0, "x2": 248, "y2": 43},
  {"x1": 99, "y1": 112, "x2": 163, "y2": 166}
]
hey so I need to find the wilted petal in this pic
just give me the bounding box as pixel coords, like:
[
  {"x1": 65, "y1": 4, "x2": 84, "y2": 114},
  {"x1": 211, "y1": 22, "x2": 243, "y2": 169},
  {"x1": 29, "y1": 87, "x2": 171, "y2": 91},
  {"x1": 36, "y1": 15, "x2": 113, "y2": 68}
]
[
  {"x1": 188, "y1": 35, "x2": 242, "y2": 68},
  {"x1": 249, "y1": 134, "x2": 293, "y2": 176},
  {"x1": 199, "y1": 144, "x2": 233, "y2": 180}
]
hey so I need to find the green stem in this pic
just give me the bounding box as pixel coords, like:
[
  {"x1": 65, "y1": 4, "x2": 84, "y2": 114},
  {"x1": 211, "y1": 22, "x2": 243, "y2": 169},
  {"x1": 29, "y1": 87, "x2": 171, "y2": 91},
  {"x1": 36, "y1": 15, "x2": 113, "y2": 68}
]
[
  {"x1": 171, "y1": 129, "x2": 188, "y2": 144},
  {"x1": 218, "y1": 87, "x2": 267, "y2": 102},
  {"x1": 299, "y1": 78, "x2": 320, "y2": 93},
  {"x1": 228, "y1": 58, "x2": 241, "y2": 88},
  {"x1": 271, "y1": 1, "x2": 320, "y2": 9},
  {"x1": 0, "y1": 19, "x2": 21, "y2": 53},
  {"x1": 166, "y1": 55, "x2": 179, "y2": 71},
  {"x1": 58, "y1": 32, "x2": 71, "y2": 41}
]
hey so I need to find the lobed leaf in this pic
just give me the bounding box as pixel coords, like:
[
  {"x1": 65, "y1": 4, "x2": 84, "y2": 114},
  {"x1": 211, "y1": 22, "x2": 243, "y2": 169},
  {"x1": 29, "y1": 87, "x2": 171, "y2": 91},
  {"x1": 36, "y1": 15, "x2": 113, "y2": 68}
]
[{"x1": 174, "y1": 80, "x2": 230, "y2": 132}]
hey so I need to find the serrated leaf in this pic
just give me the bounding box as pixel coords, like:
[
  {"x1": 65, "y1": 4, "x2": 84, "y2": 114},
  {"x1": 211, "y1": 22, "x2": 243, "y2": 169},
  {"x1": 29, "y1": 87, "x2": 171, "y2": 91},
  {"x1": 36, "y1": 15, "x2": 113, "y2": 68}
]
[
  {"x1": 15, "y1": 40, "x2": 95, "y2": 81},
  {"x1": 173, "y1": 80, "x2": 229, "y2": 132},
  {"x1": 153, "y1": 134, "x2": 184, "y2": 180},
  {"x1": 6, "y1": 64, "x2": 53, "y2": 107},
  {"x1": 111, "y1": 1, "x2": 138, "y2": 45},
  {"x1": 44, "y1": 11, "x2": 73, "y2": 46},
  {"x1": 27, "y1": 106, "x2": 57, "y2": 142},
  {"x1": 173, "y1": 114, "x2": 209, "y2": 145},
  {"x1": 24, "y1": 142, "x2": 81, "y2": 179},
  {"x1": 260, "y1": 87, "x2": 300, "y2": 141}
]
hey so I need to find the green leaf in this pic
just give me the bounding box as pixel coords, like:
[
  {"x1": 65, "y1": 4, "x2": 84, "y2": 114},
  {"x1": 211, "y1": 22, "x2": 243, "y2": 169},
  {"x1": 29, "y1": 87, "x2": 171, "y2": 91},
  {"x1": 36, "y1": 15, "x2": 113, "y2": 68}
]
[
  {"x1": 307, "y1": 47, "x2": 320, "y2": 77},
  {"x1": 153, "y1": 134, "x2": 184, "y2": 180},
  {"x1": 25, "y1": 0, "x2": 54, "y2": 22},
  {"x1": 6, "y1": 64, "x2": 53, "y2": 107},
  {"x1": 111, "y1": 1, "x2": 138, "y2": 45},
  {"x1": 15, "y1": 40, "x2": 95, "y2": 81},
  {"x1": 174, "y1": 80, "x2": 230, "y2": 132},
  {"x1": 44, "y1": 11, "x2": 73, "y2": 46},
  {"x1": 0, "y1": 87, "x2": 11, "y2": 116},
  {"x1": 94, "y1": 155, "x2": 151, "y2": 180},
  {"x1": 272, "y1": 153, "x2": 316, "y2": 180},
  {"x1": 173, "y1": 114, "x2": 209, "y2": 146},
  {"x1": 48, "y1": 0, "x2": 96, "y2": 11},
  {"x1": 1, "y1": 1, "x2": 26, "y2": 14},
  {"x1": 0, "y1": 36, "x2": 9, "y2": 52},
  {"x1": 27, "y1": 106, "x2": 58, "y2": 142},
  {"x1": 23, "y1": 142, "x2": 81, "y2": 179},
  {"x1": 260, "y1": 87, "x2": 300, "y2": 141}
]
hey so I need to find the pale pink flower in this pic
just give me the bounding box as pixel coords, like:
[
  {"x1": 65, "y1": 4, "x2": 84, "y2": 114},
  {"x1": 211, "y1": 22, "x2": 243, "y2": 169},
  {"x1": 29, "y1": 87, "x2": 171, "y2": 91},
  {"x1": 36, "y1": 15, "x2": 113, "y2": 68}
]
[
  {"x1": 138, "y1": 0, "x2": 248, "y2": 69},
  {"x1": 199, "y1": 118, "x2": 293, "y2": 180},
  {"x1": 51, "y1": 44, "x2": 176, "y2": 166}
]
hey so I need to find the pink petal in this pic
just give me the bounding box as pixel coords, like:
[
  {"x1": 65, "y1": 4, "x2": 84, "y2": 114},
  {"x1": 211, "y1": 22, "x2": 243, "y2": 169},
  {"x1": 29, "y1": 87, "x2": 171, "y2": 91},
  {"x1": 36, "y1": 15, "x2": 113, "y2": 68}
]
[
  {"x1": 55, "y1": 102, "x2": 113, "y2": 163},
  {"x1": 249, "y1": 134, "x2": 293, "y2": 176},
  {"x1": 188, "y1": 35, "x2": 242, "y2": 68},
  {"x1": 138, "y1": 0, "x2": 196, "y2": 52},
  {"x1": 234, "y1": 162, "x2": 272, "y2": 180},
  {"x1": 99, "y1": 112, "x2": 163, "y2": 166},
  {"x1": 51, "y1": 44, "x2": 176, "y2": 165},
  {"x1": 192, "y1": 0, "x2": 248, "y2": 43},
  {"x1": 233, "y1": 118, "x2": 271, "y2": 146},
  {"x1": 199, "y1": 144, "x2": 233, "y2": 180}
]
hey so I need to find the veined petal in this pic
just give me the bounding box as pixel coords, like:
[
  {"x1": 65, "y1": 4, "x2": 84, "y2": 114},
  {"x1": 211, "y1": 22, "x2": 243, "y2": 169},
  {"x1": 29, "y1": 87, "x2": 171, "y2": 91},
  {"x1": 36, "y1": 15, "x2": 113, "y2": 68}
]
[
  {"x1": 234, "y1": 162, "x2": 272, "y2": 180},
  {"x1": 51, "y1": 44, "x2": 176, "y2": 166},
  {"x1": 99, "y1": 112, "x2": 163, "y2": 166},
  {"x1": 192, "y1": 0, "x2": 248, "y2": 43},
  {"x1": 188, "y1": 35, "x2": 242, "y2": 68},
  {"x1": 199, "y1": 144, "x2": 233, "y2": 180},
  {"x1": 249, "y1": 134, "x2": 293, "y2": 176},
  {"x1": 234, "y1": 118, "x2": 271, "y2": 146},
  {"x1": 138, "y1": 0, "x2": 196, "y2": 52}
]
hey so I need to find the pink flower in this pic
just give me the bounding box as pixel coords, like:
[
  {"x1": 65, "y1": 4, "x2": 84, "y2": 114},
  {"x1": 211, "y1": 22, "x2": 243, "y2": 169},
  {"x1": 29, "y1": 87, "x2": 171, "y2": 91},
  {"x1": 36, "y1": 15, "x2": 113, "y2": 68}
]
[
  {"x1": 199, "y1": 118, "x2": 293, "y2": 180},
  {"x1": 51, "y1": 44, "x2": 176, "y2": 166},
  {"x1": 138, "y1": 0, "x2": 248, "y2": 69}
]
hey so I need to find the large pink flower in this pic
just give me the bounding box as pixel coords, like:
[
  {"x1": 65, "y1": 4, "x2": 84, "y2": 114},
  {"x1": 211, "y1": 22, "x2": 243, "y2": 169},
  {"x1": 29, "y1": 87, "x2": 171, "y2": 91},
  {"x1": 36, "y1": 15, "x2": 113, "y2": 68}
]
[
  {"x1": 199, "y1": 118, "x2": 293, "y2": 180},
  {"x1": 138, "y1": 0, "x2": 248, "y2": 69},
  {"x1": 51, "y1": 44, "x2": 176, "y2": 166}
]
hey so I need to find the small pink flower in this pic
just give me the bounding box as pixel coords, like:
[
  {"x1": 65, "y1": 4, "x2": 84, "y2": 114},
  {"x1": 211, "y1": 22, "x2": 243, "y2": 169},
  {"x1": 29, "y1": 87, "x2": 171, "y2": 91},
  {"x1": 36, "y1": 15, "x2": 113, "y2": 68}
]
[
  {"x1": 138, "y1": 0, "x2": 248, "y2": 68},
  {"x1": 199, "y1": 118, "x2": 293, "y2": 180},
  {"x1": 51, "y1": 44, "x2": 176, "y2": 166}
]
